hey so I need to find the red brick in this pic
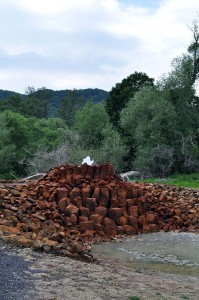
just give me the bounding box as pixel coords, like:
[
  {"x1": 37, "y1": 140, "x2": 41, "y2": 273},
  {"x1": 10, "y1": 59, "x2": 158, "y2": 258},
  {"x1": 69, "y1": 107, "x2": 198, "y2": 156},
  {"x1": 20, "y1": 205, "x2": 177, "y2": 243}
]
[
  {"x1": 108, "y1": 208, "x2": 123, "y2": 225},
  {"x1": 65, "y1": 204, "x2": 79, "y2": 216},
  {"x1": 123, "y1": 225, "x2": 137, "y2": 235},
  {"x1": 90, "y1": 214, "x2": 103, "y2": 224},
  {"x1": 84, "y1": 198, "x2": 97, "y2": 212},
  {"x1": 94, "y1": 207, "x2": 107, "y2": 218},
  {"x1": 79, "y1": 207, "x2": 91, "y2": 218},
  {"x1": 128, "y1": 206, "x2": 138, "y2": 217}
]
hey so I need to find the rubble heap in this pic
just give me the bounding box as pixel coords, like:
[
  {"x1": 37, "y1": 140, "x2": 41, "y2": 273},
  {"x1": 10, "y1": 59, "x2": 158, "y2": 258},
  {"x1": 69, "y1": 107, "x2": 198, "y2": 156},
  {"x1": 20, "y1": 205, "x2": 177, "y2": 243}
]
[{"x1": 0, "y1": 163, "x2": 199, "y2": 260}]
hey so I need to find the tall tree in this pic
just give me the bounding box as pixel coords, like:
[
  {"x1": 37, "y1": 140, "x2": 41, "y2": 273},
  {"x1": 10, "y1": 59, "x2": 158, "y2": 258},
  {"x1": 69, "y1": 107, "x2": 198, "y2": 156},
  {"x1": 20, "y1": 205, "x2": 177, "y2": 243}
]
[
  {"x1": 56, "y1": 90, "x2": 85, "y2": 127},
  {"x1": 22, "y1": 97, "x2": 49, "y2": 118},
  {"x1": 0, "y1": 94, "x2": 23, "y2": 113},
  {"x1": 73, "y1": 102, "x2": 109, "y2": 148},
  {"x1": 105, "y1": 71, "x2": 154, "y2": 128},
  {"x1": 0, "y1": 114, "x2": 16, "y2": 178},
  {"x1": 187, "y1": 19, "x2": 199, "y2": 83},
  {"x1": 158, "y1": 54, "x2": 199, "y2": 172},
  {"x1": 120, "y1": 86, "x2": 177, "y2": 176},
  {"x1": 24, "y1": 86, "x2": 51, "y2": 118}
]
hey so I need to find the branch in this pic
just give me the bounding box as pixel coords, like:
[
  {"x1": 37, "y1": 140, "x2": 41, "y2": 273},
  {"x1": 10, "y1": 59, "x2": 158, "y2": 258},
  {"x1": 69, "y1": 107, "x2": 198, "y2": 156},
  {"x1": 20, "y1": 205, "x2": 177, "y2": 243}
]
[{"x1": 21, "y1": 173, "x2": 45, "y2": 180}]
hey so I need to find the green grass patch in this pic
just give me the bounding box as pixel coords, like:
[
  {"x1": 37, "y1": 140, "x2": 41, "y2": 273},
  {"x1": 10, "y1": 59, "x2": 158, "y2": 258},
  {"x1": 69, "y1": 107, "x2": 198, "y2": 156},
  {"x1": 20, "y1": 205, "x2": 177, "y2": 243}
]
[
  {"x1": 136, "y1": 172, "x2": 199, "y2": 189},
  {"x1": 180, "y1": 295, "x2": 190, "y2": 300},
  {"x1": 128, "y1": 296, "x2": 141, "y2": 300}
]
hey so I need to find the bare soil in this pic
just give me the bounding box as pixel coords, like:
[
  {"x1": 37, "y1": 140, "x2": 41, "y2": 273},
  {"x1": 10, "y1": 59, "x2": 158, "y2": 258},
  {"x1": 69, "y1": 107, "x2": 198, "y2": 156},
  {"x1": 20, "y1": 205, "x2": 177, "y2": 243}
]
[{"x1": 2, "y1": 240, "x2": 198, "y2": 300}]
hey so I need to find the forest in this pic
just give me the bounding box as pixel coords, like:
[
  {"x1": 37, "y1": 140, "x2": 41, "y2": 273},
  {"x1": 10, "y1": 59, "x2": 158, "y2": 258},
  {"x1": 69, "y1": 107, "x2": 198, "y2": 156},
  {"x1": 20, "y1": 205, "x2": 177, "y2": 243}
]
[{"x1": 0, "y1": 21, "x2": 199, "y2": 180}]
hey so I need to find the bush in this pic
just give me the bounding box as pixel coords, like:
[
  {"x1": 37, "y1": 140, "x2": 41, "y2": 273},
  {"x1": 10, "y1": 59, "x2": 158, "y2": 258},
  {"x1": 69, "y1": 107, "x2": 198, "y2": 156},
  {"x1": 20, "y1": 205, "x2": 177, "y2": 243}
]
[{"x1": 134, "y1": 145, "x2": 175, "y2": 178}]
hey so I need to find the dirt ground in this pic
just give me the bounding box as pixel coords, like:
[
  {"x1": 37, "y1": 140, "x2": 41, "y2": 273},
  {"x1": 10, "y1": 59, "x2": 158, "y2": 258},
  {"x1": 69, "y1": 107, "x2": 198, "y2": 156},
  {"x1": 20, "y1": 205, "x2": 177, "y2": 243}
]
[{"x1": 1, "y1": 239, "x2": 198, "y2": 300}]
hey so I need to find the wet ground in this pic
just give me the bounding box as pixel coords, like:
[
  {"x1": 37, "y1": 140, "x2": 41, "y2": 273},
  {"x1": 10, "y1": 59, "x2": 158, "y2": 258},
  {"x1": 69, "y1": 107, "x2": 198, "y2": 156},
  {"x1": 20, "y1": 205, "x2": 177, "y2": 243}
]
[
  {"x1": 1, "y1": 234, "x2": 199, "y2": 299},
  {"x1": 92, "y1": 232, "x2": 199, "y2": 277}
]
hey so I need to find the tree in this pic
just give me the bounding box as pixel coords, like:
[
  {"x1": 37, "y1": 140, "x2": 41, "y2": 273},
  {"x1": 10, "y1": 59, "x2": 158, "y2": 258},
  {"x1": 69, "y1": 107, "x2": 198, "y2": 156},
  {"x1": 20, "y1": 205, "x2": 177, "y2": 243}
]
[
  {"x1": 133, "y1": 145, "x2": 175, "y2": 178},
  {"x1": 73, "y1": 102, "x2": 109, "y2": 148},
  {"x1": 27, "y1": 117, "x2": 69, "y2": 150},
  {"x1": 97, "y1": 125, "x2": 127, "y2": 172},
  {"x1": 0, "y1": 114, "x2": 16, "y2": 178},
  {"x1": 120, "y1": 86, "x2": 178, "y2": 176},
  {"x1": 187, "y1": 19, "x2": 199, "y2": 83},
  {"x1": 105, "y1": 71, "x2": 154, "y2": 128},
  {"x1": 56, "y1": 90, "x2": 85, "y2": 127},
  {"x1": 24, "y1": 86, "x2": 51, "y2": 118},
  {"x1": 0, "y1": 94, "x2": 23, "y2": 114},
  {"x1": 25, "y1": 86, "x2": 36, "y2": 95},
  {"x1": 0, "y1": 110, "x2": 72, "y2": 178},
  {"x1": 158, "y1": 53, "x2": 199, "y2": 172},
  {"x1": 22, "y1": 127, "x2": 81, "y2": 174},
  {"x1": 21, "y1": 96, "x2": 50, "y2": 118},
  {"x1": 2, "y1": 110, "x2": 30, "y2": 176}
]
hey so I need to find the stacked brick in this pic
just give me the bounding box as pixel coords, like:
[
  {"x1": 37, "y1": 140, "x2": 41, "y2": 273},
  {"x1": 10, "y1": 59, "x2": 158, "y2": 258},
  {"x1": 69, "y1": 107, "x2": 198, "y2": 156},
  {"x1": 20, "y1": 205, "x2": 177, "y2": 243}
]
[{"x1": 0, "y1": 163, "x2": 199, "y2": 260}]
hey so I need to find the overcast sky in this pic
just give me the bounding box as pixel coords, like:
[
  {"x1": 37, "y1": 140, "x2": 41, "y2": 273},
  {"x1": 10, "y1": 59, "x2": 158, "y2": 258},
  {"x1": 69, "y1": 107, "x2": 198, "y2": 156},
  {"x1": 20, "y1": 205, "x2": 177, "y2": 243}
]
[{"x1": 0, "y1": 0, "x2": 198, "y2": 93}]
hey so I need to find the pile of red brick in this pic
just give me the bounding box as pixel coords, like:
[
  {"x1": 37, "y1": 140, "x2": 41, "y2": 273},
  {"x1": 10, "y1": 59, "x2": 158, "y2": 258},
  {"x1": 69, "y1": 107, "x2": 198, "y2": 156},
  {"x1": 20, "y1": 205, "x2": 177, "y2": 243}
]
[{"x1": 0, "y1": 163, "x2": 198, "y2": 260}]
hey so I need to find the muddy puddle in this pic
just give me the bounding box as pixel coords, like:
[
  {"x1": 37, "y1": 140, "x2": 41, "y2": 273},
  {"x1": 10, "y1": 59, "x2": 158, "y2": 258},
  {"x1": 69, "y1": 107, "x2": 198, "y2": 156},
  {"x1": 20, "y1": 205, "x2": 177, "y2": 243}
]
[{"x1": 92, "y1": 232, "x2": 199, "y2": 276}]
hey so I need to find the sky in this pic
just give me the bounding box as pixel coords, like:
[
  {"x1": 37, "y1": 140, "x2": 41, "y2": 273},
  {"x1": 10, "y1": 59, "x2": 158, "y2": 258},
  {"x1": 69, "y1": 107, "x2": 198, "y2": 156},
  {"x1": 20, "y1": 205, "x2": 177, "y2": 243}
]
[{"x1": 0, "y1": 0, "x2": 198, "y2": 93}]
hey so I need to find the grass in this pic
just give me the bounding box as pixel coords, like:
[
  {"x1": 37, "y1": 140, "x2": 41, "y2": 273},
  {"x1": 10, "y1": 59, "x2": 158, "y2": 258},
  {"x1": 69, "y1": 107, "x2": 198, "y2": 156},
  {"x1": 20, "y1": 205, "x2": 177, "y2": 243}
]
[
  {"x1": 155, "y1": 292, "x2": 168, "y2": 299},
  {"x1": 128, "y1": 296, "x2": 141, "y2": 300},
  {"x1": 136, "y1": 172, "x2": 199, "y2": 189},
  {"x1": 180, "y1": 295, "x2": 190, "y2": 300}
]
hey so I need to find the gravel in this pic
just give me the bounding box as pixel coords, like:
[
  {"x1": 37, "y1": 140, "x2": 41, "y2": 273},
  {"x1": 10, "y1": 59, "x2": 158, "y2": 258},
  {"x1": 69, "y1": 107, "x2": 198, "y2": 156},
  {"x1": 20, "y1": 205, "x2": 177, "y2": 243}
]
[
  {"x1": 0, "y1": 240, "x2": 36, "y2": 300},
  {"x1": 1, "y1": 238, "x2": 199, "y2": 300}
]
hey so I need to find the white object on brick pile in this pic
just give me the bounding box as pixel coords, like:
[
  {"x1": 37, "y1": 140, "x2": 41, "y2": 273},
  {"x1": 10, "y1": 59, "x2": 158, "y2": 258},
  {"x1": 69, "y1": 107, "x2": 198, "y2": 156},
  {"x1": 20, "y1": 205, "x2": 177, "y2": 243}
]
[{"x1": 81, "y1": 156, "x2": 94, "y2": 165}]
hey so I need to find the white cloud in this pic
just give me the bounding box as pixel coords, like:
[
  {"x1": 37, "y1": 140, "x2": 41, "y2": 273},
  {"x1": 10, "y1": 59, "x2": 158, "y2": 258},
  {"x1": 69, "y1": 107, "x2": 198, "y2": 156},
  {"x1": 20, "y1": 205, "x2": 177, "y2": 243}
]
[{"x1": 0, "y1": 0, "x2": 198, "y2": 92}]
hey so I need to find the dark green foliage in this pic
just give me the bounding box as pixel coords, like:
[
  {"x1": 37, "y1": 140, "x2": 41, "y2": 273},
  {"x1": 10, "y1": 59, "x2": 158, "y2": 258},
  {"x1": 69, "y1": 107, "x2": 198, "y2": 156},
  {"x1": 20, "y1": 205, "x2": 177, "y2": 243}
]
[
  {"x1": 0, "y1": 89, "x2": 25, "y2": 100},
  {"x1": 28, "y1": 86, "x2": 53, "y2": 101},
  {"x1": 0, "y1": 87, "x2": 108, "y2": 117},
  {"x1": 2, "y1": 111, "x2": 30, "y2": 176},
  {"x1": 120, "y1": 86, "x2": 177, "y2": 176},
  {"x1": 105, "y1": 71, "x2": 154, "y2": 128},
  {"x1": 0, "y1": 94, "x2": 23, "y2": 114},
  {"x1": 0, "y1": 110, "x2": 70, "y2": 178},
  {"x1": 50, "y1": 88, "x2": 108, "y2": 116},
  {"x1": 159, "y1": 55, "x2": 199, "y2": 173},
  {"x1": 73, "y1": 102, "x2": 109, "y2": 148},
  {"x1": 22, "y1": 97, "x2": 49, "y2": 118},
  {"x1": 56, "y1": 90, "x2": 85, "y2": 127},
  {"x1": 24, "y1": 86, "x2": 51, "y2": 118},
  {"x1": 0, "y1": 114, "x2": 16, "y2": 178},
  {"x1": 96, "y1": 125, "x2": 127, "y2": 172}
]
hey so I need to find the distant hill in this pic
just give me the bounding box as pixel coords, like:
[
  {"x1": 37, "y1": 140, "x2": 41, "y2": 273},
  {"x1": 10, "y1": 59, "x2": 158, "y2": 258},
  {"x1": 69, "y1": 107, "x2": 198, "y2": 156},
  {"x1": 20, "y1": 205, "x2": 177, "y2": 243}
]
[
  {"x1": 0, "y1": 88, "x2": 109, "y2": 116},
  {"x1": 0, "y1": 89, "x2": 25, "y2": 99},
  {"x1": 46, "y1": 88, "x2": 109, "y2": 115}
]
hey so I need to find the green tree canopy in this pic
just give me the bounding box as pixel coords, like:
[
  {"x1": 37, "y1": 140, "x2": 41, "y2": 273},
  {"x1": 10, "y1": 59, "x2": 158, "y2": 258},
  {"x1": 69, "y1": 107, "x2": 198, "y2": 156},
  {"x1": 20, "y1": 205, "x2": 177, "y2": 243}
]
[
  {"x1": 120, "y1": 86, "x2": 178, "y2": 176},
  {"x1": 28, "y1": 117, "x2": 68, "y2": 150},
  {"x1": 0, "y1": 94, "x2": 23, "y2": 114},
  {"x1": 158, "y1": 54, "x2": 199, "y2": 172},
  {"x1": 120, "y1": 86, "x2": 177, "y2": 147},
  {"x1": 105, "y1": 71, "x2": 154, "y2": 128},
  {"x1": 23, "y1": 86, "x2": 51, "y2": 118},
  {"x1": 73, "y1": 102, "x2": 109, "y2": 149},
  {"x1": 0, "y1": 110, "x2": 71, "y2": 178},
  {"x1": 187, "y1": 19, "x2": 199, "y2": 83},
  {"x1": 97, "y1": 125, "x2": 127, "y2": 172},
  {"x1": 56, "y1": 90, "x2": 85, "y2": 127},
  {"x1": 0, "y1": 114, "x2": 16, "y2": 178}
]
